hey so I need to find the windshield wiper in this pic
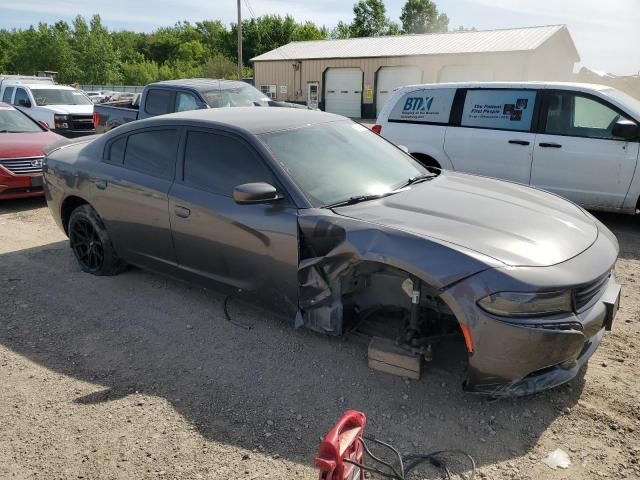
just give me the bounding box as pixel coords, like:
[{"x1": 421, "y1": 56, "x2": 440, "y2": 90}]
[
  {"x1": 392, "y1": 173, "x2": 437, "y2": 191},
  {"x1": 324, "y1": 193, "x2": 391, "y2": 209}
]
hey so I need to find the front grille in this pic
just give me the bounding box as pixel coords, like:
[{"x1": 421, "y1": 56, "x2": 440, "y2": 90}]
[
  {"x1": 574, "y1": 273, "x2": 610, "y2": 311},
  {"x1": 70, "y1": 114, "x2": 94, "y2": 131},
  {"x1": 0, "y1": 156, "x2": 44, "y2": 174}
]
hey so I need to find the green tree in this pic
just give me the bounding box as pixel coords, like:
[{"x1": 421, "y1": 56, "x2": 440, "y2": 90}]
[
  {"x1": 203, "y1": 53, "x2": 237, "y2": 79},
  {"x1": 196, "y1": 20, "x2": 229, "y2": 53},
  {"x1": 330, "y1": 21, "x2": 352, "y2": 39},
  {"x1": 0, "y1": 14, "x2": 325, "y2": 84},
  {"x1": 120, "y1": 60, "x2": 159, "y2": 85},
  {"x1": 71, "y1": 15, "x2": 121, "y2": 83},
  {"x1": 111, "y1": 30, "x2": 147, "y2": 64},
  {"x1": 350, "y1": 0, "x2": 389, "y2": 37},
  {"x1": 400, "y1": 0, "x2": 449, "y2": 34},
  {"x1": 292, "y1": 22, "x2": 327, "y2": 41}
]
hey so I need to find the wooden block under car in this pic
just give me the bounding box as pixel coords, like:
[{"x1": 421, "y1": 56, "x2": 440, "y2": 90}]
[{"x1": 368, "y1": 336, "x2": 422, "y2": 380}]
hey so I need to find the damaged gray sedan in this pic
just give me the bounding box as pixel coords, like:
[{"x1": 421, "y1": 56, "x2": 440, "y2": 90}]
[{"x1": 43, "y1": 108, "x2": 621, "y2": 396}]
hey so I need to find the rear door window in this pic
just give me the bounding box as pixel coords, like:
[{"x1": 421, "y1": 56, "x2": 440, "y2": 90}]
[
  {"x1": 182, "y1": 131, "x2": 275, "y2": 196},
  {"x1": 388, "y1": 88, "x2": 456, "y2": 124},
  {"x1": 122, "y1": 129, "x2": 178, "y2": 179},
  {"x1": 461, "y1": 89, "x2": 537, "y2": 132},
  {"x1": 144, "y1": 89, "x2": 175, "y2": 116},
  {"x1": 2, "y1": 87, "x2": 14, "y2": 103}
]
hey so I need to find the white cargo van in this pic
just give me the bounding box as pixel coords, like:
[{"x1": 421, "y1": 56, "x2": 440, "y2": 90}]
[
  {"x1": 374, "y1": 82, "x2": 640, "y2": 214},
  {"x1": 0, "y1": 76, "x2": 94, "y2": 137}
]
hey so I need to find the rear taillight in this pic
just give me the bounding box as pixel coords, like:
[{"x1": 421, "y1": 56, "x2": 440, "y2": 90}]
[
  {"x1": 371, "y1": 124, "x2": 382, "y2": 135},
  {"x1": 92, "y1": 112, "x2": 99, "y2": 130}
]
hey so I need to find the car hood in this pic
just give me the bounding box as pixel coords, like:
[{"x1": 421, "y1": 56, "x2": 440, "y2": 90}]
[
  {"x1": 333, "y1": 172, "x2": 598, "y2": 267},
  {"x1": 0, "y1": 131, "x2": 65, "y2": 158},
  {"x1": 37, "y1": 104, "x2": 94, "y2": 115}
]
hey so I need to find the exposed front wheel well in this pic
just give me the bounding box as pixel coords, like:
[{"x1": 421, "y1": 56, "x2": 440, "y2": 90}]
[
  {"x1": 410, "y1": 153, "x2": 441, "y2": 171},
  {"x1": 60, "y1": 195, "x2": 89, "y2": 235}
]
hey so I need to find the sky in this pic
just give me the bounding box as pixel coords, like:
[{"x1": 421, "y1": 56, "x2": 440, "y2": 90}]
[{"x1": 0, "y1": 0, "x2": 638, "y2": 75}]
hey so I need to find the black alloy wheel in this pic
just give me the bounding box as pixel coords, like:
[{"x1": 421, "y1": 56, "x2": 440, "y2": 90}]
[
  {"x1": 70, "y1": 217, "x2": 105, "y2": 272},
  {"x1": 67, "y1": 204, "x2": 125, "y2": 276}
]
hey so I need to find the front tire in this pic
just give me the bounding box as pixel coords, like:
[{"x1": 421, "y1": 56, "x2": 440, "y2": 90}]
[{"x1": 68, "y1": 204, "x2": 124, "y2": 276}]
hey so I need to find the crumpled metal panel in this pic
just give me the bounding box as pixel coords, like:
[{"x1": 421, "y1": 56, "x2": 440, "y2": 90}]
[{"x1": 296, "y1": 209, "x2": 498, "y2": 334}]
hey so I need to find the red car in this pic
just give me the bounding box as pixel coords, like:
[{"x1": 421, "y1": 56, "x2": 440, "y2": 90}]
[{"x1": 0, "y1": 102, "x2": 65, "y2": 200}]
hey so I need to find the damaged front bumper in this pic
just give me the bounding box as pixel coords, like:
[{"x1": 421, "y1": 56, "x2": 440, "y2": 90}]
[
  {"x1": 441, "y1": 229, "x2": 620, "y2": 397},
  {"x1": 463, "y1": 276, "x2": 619, "y2": 397}
]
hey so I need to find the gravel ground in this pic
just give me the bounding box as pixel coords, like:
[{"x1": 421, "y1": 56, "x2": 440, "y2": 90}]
[{"x1": 1, "y1": 197, "x2": 639, "y2": 480}]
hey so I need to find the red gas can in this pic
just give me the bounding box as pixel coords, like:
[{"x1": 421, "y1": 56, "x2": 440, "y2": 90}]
[{"x1": 315, "y1": 410, "x2": 367, "y2": 480}]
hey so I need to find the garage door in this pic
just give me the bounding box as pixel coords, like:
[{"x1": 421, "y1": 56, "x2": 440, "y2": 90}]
[
  {"x1": 325, "y1": 68, "x2": 363, "y2": 118},
  {"x1": 438, "y1": 65, "x2": 494, "y2": 83},
  {"x1": 376, "y1": 66, "x2": 422, "y2": 115}
]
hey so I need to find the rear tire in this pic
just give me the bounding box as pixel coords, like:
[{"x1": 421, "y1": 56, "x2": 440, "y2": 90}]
[{"x1": 68, "y1": 204, "x2": 125, "y2": 276}]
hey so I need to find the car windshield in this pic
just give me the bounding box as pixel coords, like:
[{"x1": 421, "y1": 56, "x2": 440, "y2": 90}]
[
  {"x1": 0, "y1": 107, "x2": 42, "y2": 133},
  {"x1": 259, "y1": 121, "x2": 428, "y2": 207},
  {"x1": 31, "y1": 89, "x2": 93, "y2": 106},
  {"x1": 202, "y1": 84, "x2": 270, "y2": 108},
  {"x1": 603, "y1": 88, "x2": 640, "y2": 120}
]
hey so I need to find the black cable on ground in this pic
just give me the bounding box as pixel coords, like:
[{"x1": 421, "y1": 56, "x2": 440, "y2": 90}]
[
  {"x1": 223, "y1": 295, "x2": 253, "y2": 330},
  {"x1": 363, "y1": 435, "x2": 405, "y2": 478},
  {"x1": 359, "y1": 437, "x2": 403, "y2": 479},
  {"x1": 346, "y1": 437, "x2": 476, "y2": 480}
]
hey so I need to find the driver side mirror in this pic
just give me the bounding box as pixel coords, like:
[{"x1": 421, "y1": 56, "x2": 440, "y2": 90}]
[
  {"x1": 233, "y1": 182, "x2": 282, "y2": 204},
  {"x1": 38, "y1": 121, "x2": 49, "y2": 130},
  {"x1": 18, "y1": 99, "x2": 31, "y2": 108},
  {"x1": 612, "y1": 119, "x2": 639, "y2": 141}
]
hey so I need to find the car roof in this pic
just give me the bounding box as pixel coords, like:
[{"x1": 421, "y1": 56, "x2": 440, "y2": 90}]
[
  {"x1": 0, "y1": 102, "x2": 14, "y2": 108},
  {"x1": 148, "y1": 78, "x2": 252, "y2": 93},
  {"x1": 141, "y1": 106, "x2": 346, "y2": 135},
  {"x1": 395, "y1": 81, "x2": 613, "y2": 92},
  {"x1": 4, "y1": 83, "x2": 75, "y2": 90}
]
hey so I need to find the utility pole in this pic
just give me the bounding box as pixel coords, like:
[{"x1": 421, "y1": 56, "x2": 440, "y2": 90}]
[{"x1": 237, "y1": 0, "x2": 243, "y2": 81}]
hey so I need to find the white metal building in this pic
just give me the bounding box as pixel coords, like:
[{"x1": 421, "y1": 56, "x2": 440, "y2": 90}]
[{"x1": 251, "y1": 25, "x2": 580, "y2": 118}]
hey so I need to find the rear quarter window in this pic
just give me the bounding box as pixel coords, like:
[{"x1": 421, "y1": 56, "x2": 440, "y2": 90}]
[
  {"x1": 387, "y1": 88, "x2": 456, "y2": 124},
  {"x1": 106, "y1": 136, "x2": 126, "y2": 165},
  {"x1": 461, "y1": 89, "x2": 537, "y2": 132}
]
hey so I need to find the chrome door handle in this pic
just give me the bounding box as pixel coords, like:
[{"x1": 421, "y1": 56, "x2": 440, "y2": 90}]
[
  {"x1": 174, "y1": 206, "x2": 191, "y2": 218},
  {"x1": 94, "y1": 180, "x2": 107, "y2": 190}
]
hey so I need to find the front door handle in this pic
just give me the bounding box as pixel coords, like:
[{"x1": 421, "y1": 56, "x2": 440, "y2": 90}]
[
  {"x1": 94, "y1": 180, "x2": 107, "y2": 190},
  {"x1": 174, "y1": 206, "x2": 191, "y2": 218},
  {"x1": 509, "y1": 139, "x2": 530, "y2": 146},
  {"x1": 539, "y1": 142, "x2": 562, "y2": 148}
]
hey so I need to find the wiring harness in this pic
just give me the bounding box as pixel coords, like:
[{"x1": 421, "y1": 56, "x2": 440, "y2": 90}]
[{"x1": 344, "y1": 435, "x2": 476, "y2": 480}]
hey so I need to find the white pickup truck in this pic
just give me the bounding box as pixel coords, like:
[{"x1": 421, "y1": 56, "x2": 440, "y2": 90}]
[
  {"x1": 374, "y1": 82, "x2": 640, "y2": 214},
  {"x1": 0, "y1": 76, "x2": 95, "y2": 137}
]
